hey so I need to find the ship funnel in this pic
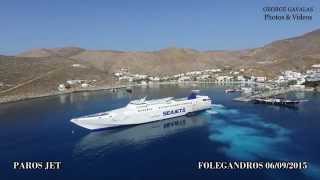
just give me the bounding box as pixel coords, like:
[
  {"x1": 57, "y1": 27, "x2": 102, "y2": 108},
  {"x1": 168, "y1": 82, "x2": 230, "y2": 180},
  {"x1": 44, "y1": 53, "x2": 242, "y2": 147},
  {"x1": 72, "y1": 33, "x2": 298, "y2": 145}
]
[{"x1": 188, "y1": 90, "x2": 200, "y2": 100}]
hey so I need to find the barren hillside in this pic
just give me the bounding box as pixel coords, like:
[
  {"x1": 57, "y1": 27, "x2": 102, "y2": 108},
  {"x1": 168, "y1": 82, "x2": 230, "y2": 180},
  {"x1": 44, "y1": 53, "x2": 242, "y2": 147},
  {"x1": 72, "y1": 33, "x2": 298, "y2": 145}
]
[{"x1": 1, "y1": 28, "x2": 320, "y2": 102}]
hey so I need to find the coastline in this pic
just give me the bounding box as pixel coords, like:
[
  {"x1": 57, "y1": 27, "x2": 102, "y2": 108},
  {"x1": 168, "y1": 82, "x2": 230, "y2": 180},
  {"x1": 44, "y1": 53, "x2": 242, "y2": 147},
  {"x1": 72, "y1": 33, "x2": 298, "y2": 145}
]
[
  {"x1": 0, "y1": 81, "x2": 182, "y2": 105},
  {"x1": 0, "y1": 81, "x2": 318, "y2": 105},
  {"x1": 0, "y1": 84, "x2": 133, "y2": 105}
]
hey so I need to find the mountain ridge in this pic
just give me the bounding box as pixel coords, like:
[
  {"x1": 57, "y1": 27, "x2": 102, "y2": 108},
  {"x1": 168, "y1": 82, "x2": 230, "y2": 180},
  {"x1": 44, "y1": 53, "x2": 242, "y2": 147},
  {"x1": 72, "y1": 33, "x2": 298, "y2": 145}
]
[{"x1": 1, "y1": 28, "x2": 320, "y2": 103}]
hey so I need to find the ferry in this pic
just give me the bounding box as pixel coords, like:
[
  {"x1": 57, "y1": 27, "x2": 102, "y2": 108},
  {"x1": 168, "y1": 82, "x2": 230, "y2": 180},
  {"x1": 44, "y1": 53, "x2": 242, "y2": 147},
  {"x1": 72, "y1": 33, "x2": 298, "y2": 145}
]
[{"x1": 71, "y1": 90, "x2": 212, "y2": 130}]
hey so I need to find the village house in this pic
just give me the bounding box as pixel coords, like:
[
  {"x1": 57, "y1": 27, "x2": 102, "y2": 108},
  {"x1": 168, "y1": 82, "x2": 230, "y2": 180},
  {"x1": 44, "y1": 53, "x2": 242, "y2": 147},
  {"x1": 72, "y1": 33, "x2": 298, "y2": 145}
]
[
  {"x1": 58, "y1": 84, "x2": 66, "y2": 91},
  {"x1": 148, "y1": 76, "x2": 160, "y2": 81},
  {"x1": 237, "y1": 75, "x2": 246, "y2": 82},
  {"x1": 256, "y1": 76, "x2": 267, "y2": 83},
  {"x1": 196, "y1": 75, "x2": 210, "y2": 80},
  {"x1": 71, "y1": 64, "x2": 86, "y2": 68},
  {"x1": 216, "y1": 76, "x2": 233, "y2": 83},
  {"x1": 178, "y1": 76, "x2": 191, "y2": 82},
  {"x1": 282, "y1": 71, "x2": 303, "y2": 81}
]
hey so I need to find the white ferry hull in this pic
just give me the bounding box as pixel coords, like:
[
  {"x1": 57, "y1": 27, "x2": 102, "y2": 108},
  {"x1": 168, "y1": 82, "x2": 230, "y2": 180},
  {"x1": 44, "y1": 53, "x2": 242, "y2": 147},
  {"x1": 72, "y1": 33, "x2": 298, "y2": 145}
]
[
  {"x1": 71, "y1": 92, "x2": 212, "y2": 130},
  {"x1": 70, "y1": 118, "x2": 122, "y2": 130}
]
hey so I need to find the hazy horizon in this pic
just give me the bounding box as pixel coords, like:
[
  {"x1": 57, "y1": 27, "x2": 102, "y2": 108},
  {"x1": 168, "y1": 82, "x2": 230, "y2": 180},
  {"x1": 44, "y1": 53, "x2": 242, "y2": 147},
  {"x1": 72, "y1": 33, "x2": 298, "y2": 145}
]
[{"x1": 1, "y1": 0, "x2": 319, "y2": 55}]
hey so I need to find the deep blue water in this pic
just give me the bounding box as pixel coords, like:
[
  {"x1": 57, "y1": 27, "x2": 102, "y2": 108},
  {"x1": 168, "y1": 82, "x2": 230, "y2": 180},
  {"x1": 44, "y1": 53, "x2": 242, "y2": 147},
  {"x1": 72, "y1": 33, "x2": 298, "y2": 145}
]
[{"x1": 0, "y1": 84, "x2": 320, "y2": 180}]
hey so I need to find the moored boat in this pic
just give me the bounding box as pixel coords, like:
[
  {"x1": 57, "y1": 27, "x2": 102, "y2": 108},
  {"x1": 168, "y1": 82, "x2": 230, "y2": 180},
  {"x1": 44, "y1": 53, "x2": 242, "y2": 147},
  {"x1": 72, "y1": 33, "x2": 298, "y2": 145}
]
[{"x1": 224, "y1": 88, "x2": 241, "y2": 93}]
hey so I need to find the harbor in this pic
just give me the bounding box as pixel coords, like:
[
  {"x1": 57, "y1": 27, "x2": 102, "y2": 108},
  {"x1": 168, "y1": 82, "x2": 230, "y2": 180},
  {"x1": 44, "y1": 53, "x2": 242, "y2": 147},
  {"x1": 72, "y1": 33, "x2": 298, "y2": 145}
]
[
  {"x1": 1, "y1": 1, "x2": 320, "y2": 179},
  {"x1": 233, "y1": 87, "x2": 313, "y2": 102},
  {"x1": 1, "y1": 84, "x2": 320, "y2": 180}
]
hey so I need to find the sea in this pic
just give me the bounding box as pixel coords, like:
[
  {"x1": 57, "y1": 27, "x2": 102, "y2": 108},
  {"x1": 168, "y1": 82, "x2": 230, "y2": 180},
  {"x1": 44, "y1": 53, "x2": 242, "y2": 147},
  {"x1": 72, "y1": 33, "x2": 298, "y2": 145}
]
[{"x1": 0, "y1": 83, "x2": 319, "y2": 180}]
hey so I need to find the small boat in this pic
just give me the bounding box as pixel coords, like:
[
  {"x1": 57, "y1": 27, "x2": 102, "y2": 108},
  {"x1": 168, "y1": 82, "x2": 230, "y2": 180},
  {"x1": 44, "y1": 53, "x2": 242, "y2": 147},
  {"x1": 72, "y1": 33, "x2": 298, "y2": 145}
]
[
  {"x1": 110, "y1": 88, "x2": 117, "y2": 93},
  {"x1": 253, "y1": 98, "x2": 300, "y2": 106},
  {"x1": 224, "y1": 88, "x2": 240, "y2": 93},
  {"x1": 241, "y1": 87, "x2": 253, "y2": 94},
  {"x1": 126, "y1": 87, "x2": 132, "y2": 93}
]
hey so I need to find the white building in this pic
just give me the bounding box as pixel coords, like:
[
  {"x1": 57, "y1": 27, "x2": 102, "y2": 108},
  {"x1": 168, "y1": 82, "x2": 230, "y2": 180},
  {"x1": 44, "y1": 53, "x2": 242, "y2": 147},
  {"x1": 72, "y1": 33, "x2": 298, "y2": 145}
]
[
  {"x1": 256, "y1": 76, "x2": 267, "y2": 83},
  {"x1": 66, "y1": 80, "x2": 83, "y2": 85},
  {"x1": 283, "y1": 71, "x2": 303, "y2": 81},
  {"x1": 114, "y1": 72, "x2": 123, "y2": 77},
  {"x1": 120, "y1": 68, "x2": 129, "y2": 72},
  {"x1": 186, "y1": 71, "x2": 201, "y2": 76},
  {"x1": 134, "y1": 74, "x2": 148, "y2": 80},
  {"x1": 58, "y1": 84, "x2": 66, "y2": 91},
  {"x1": 140, "y1": 81, "x2": 148, "y2": 85},
  {"x1": 178, "y1": 76, "x2": 191, "y2": 82},
  {"x1": 211, "y1": 69, "x2": 221, "y2": 73},
  {"x1": 241, "y1": 87, "x2": 252, "y2": 94},
  {"x1": 71, "y1": 64, "x2": 86, "y2": 68},
  {"x1": 161, "y1": 76, "x2": 170, "y2": 81},
  {"x1": 81, "y1": 83, "x2": 90, "y2": 88},
  {"x1": 276, "y1": 76, "x2": 286, "y2": 83},
  {"x1": 237, "y1": 75, "x2": 246, "y2": 82},
  {"x1": 119, "y1": 76, "x2": 133, "y2": 82},
  {"x1": 216, "y1": 76, "x2": 233, "y2": 83},
  {"x1": 196, "y1": 75, "x2": 210, "y2": 80},
  {"x1": 148, "y1": 76, "x2": 160, "y2": 81}
]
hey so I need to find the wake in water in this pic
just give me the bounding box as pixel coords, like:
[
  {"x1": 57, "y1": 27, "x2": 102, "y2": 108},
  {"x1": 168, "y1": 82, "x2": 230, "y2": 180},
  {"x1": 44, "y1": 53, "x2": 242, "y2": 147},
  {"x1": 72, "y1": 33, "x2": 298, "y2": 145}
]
[
  {"x1": 206, "y1": 104, "x2": 286, "y2": 159},
  {"x1": 204, "y1": 104, "x2": 319, "y2": 180}
]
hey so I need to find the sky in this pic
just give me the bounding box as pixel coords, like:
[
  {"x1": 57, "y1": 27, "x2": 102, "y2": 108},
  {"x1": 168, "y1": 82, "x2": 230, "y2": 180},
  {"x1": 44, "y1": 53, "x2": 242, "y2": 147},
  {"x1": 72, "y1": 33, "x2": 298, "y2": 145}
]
[{"x1": 0, "y1": 0, "x2": 319, "y2": 55}]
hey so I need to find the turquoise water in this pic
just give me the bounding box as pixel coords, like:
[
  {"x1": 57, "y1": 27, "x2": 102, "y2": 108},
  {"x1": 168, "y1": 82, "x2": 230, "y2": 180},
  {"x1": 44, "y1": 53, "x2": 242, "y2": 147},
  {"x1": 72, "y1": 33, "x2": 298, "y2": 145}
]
[{"x1": 0, "y1": 84, "x2": 319, "y2": 180}]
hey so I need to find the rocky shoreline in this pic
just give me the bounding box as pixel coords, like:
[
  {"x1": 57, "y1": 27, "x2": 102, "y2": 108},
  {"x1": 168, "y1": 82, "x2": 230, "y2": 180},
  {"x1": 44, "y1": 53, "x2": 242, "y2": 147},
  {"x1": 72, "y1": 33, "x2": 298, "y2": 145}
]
[
  {"x1": 0, "y1": 81, "x2": 181, "y2": 104},
  {"x1": 0, "y1": 84, "x2": 131, "y2": 104}
]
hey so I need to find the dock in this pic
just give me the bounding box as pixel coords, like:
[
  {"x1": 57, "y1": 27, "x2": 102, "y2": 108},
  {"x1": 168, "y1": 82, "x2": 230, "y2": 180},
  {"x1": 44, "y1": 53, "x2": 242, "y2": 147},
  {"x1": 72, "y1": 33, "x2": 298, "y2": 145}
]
[{"x1": 233, "y1": 88, "x2": 306, "y2": 102}]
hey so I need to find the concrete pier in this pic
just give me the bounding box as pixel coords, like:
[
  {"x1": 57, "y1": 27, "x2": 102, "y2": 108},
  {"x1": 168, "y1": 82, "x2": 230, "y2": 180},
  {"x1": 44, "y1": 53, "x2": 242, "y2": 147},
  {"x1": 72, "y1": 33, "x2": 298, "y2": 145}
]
[{"x1": 233, "y1": 87, "x2": 314, "y2": 102}]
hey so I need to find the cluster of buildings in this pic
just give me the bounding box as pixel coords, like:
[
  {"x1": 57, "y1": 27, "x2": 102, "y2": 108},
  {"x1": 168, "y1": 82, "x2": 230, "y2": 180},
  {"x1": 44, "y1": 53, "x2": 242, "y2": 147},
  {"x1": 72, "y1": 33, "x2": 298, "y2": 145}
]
[
  {"x1": 54, "y1": 64, "x2": 320, "y2": 92},
  {"x1": 56, "y1": 63, "x2": 93, "y2": 91},
  {"x1": 113, "y1": 64, "x2": 320, "y2": 88},
  {"x1": 57, "y1": 79, "x2": 96, "y2": 91},
  {"x1": 276, "y1": 71, "x2": 305, "y2": 84},
  {"x1": 113, "y1": 68, "x2": 269, "y2": 84},
  {"x1": 274, "y1": 65, "x2": 320, "y2": 88}
]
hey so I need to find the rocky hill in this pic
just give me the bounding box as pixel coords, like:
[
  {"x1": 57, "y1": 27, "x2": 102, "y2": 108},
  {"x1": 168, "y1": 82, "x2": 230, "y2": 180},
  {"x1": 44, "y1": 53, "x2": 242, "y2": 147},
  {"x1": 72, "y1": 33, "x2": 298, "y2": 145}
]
[
  {"x1": 248, "y1": 29, "x2": 320, "y2": 60},
  {"x1": 0, "y1": 55, "x2": 113, "y2": 102},
  {"x1": 70, "y1": 48, "x2": 249, "y2": 76},
  {"x1": 17, "y1": 47, "x2": 85, "y2": 58},
  {"x1": 1, "y1": 28, "x2": 320, "y2": 103},
  {"x1": 243, "y1": 29, "x2": 320, "y2": 77},
  {"x1": 68, "y1": 29, "x2": 320, "y2": 77}
]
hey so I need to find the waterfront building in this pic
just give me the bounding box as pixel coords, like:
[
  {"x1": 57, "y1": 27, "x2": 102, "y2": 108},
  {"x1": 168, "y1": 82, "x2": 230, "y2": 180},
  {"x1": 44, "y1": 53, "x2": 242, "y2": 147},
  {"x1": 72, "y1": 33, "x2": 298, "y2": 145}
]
[
  {"x1": 178, "y1": 76, "x2": 191, "y2": 82},
  {"x1": 81, "y1": 83, "x2": 90, "y2": 88},
  {"x1": 256, "y1": 76, "x2": 267, "y2": 83},
  {"x1": 237, "y1": 75, "x2": 246, "y2": 82},
  {"x1": 58, "y1": 84, "x2": 66, "y2": 91}
]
